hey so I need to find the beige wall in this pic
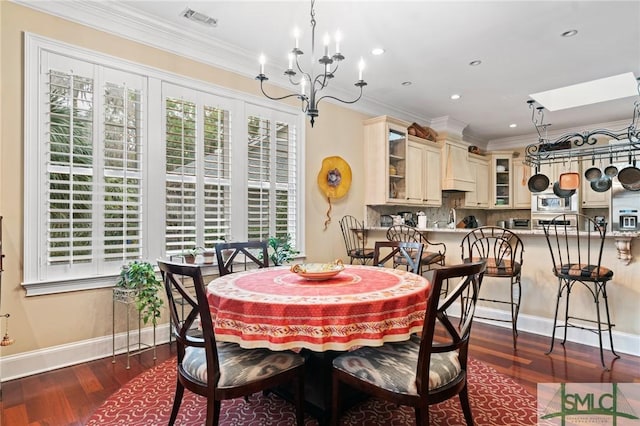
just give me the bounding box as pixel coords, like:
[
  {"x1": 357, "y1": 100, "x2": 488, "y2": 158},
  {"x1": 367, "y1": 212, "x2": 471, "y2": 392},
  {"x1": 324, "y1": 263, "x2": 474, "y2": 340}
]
[{"x1": 0, "y1": 2, "x2": 369, "y2": 358}]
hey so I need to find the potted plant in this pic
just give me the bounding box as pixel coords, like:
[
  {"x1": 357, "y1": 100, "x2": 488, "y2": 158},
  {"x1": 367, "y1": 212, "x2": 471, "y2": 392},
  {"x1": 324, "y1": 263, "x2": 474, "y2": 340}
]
[
  {"x1": 116, "y1": 261, "x2": 163, "y2": 325},
  {"x1": 266, "y1": 234, "x2": 299, "y2": 266}
]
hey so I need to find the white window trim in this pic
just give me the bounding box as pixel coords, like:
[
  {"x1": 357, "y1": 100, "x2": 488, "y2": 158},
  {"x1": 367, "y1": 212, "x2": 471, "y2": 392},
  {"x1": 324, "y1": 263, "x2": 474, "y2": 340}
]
[{"x1": 23, "y1": 33, "x2": 305, "y2": 296}]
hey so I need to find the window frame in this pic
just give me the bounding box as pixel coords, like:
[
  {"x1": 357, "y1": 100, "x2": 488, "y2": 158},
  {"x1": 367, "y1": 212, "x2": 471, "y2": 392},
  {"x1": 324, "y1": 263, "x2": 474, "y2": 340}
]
[{"x1": 23, "y1": 33, "x2": 305, "y2": 296}]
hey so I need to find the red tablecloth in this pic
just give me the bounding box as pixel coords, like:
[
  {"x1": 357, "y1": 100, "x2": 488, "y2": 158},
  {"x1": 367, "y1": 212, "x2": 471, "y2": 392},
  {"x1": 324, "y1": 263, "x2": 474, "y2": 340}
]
[{"x1": 206, "y1": 265, "x2": 431, "y2": 352}]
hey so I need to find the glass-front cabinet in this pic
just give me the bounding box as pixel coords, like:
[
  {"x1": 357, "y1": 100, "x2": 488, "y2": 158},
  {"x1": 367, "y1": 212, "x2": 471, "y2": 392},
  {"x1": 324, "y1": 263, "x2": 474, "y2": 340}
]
[
  {"x1": 388, "y1": 129, "x2": 406, "y2": 201},
  {"x1": 364, "y1": 115, "x2": 441, "y2": 206},
  {"x1": 490, "y1": 152, "x2": 514, "y2": 208}
]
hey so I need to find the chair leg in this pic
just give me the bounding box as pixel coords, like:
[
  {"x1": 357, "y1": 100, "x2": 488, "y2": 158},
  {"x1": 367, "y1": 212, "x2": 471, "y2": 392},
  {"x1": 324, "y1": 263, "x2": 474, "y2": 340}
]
[
  {"x1": 209, "y1": 400, "x2": 221, "y2": 426},
  {"x1": 561, "y1": 281, "x2": 572, "y2": 345},
  {"x1": 169, "y1": 380, "x2": 184, "y2": 425},
  {"x1": 331, "y1": 375, "x2": 341, "y2": 426},
  {"x1": 546, "y1": 278, "x2": 564, "y2": 355},
  {"x1": 510, "y1": 275, "x2": 521, "y2": 349},
  {"x1": 601, "y1": 282, "x2": 621, "y2": 361},
  {"x1": 459, "y1": 384, "x2": 474, "y2": 425},
  {"x1": 415, "y1": 405, "x2": 430, "y2": 426},
  {"x1": 294, "y1": 373, "x2": 305, "y2": 426}
]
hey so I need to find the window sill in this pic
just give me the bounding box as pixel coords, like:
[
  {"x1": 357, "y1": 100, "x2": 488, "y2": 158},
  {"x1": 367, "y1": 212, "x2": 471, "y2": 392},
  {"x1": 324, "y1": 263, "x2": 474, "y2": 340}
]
[{"x1": 22, "y1": 274, "x2": 121, "y2": 296}]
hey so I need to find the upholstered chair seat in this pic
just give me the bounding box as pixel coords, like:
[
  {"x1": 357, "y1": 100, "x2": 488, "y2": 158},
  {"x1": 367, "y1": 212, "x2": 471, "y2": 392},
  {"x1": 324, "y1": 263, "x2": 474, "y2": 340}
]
[{"x1": 332, "y1": 335, "x2": 462, "y2": 395}]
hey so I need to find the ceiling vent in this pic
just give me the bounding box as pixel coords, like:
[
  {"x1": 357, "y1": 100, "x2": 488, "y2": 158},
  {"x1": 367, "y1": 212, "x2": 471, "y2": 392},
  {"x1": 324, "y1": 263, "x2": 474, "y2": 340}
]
[{"x1": 181, "y1": 7, "x2": 218, "y2": 27}]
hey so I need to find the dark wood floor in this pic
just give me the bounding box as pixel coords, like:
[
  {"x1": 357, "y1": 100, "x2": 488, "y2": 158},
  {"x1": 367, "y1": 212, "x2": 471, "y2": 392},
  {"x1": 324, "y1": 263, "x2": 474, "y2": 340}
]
[{"x1": 2, "y1": 322, "x2": 638, "y2": 425}]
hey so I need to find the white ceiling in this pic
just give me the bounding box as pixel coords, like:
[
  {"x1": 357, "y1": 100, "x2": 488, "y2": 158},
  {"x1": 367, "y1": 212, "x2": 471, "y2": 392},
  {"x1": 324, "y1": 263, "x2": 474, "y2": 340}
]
[{"x1": 19, "y1": 0, "x2": 640, "y2": 146}]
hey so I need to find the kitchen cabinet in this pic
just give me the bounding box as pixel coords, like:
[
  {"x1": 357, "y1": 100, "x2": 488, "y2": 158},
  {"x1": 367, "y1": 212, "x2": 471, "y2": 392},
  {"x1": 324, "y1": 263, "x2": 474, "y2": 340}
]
[
  {"x1": 441, "y1": 140, "x2": 474, "y2": 191},
  {"x1": 490, "y1": 152, "x2": 514, "y2": 208},
  {"x1": 464, "y1": 154, "x2": 489, "y2": 208},
  {"x1": 363, "y1": 116, "x2": 409, "y2": 205},
  {"x1": 513, "y1": 161, "x2": 532, "y2": 208},
  {"x1": 581, "y1": 158, "x2": 610, "y2": 208},
  {"x1": 364, "y1": 116, "x2": 441, "y2": 206},
  {"x1": 406, "y1": 136, "x2": 442, "y2": 206}
]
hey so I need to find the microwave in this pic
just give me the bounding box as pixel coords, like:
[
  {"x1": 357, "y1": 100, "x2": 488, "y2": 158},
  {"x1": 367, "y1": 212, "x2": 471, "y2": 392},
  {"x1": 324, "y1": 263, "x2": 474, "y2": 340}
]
[{"x1": 531, "y1": 190, "x2": 579, "y2": 214}]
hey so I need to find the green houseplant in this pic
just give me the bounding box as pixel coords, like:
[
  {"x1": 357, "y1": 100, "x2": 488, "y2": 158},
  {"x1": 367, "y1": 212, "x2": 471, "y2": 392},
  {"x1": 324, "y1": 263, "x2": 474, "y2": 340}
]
[
  {"x1": 266, "y1": 235, "x2": 300, "y2": 266},
  {"x1": 116, "y1": 261, "x2": 163, "y2": 325}
]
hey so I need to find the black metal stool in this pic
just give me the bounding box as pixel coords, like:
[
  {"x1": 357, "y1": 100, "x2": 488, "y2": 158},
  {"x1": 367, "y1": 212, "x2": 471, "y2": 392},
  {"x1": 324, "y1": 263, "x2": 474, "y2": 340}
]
[{"x1": 542, "y1": 213, "x2": 620, "y2": 370}]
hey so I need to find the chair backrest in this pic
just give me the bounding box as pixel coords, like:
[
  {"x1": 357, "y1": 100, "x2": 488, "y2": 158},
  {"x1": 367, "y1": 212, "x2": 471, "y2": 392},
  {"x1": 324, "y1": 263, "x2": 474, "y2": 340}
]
[
  {"x1": 460, "y1": 226, "x2": 524, "y2": 276},
  {"x1": 157, "y1": 260, "x2": 220, "y2": 381},
  {"x1": 542, "y1": 213, "x2": 607, "y2": 280},
  {"x1": 214, "y1": 241, "x2": 269, "y2": 276},
  {"x1": 387, "y1": 224, "x2": 447, "y2": 258},
  {"x1": 373, "y1": 240, "x2": 424, "y2": 274},
  {"x1": 416, "y1": 261, "x2": 486, "y2": 392},
  {"x1": 339, "y1": 215, "x2": 366, "y2": 255},
  {"x1": 386, "y1": 224, "x2": 421, "y2": 244}
]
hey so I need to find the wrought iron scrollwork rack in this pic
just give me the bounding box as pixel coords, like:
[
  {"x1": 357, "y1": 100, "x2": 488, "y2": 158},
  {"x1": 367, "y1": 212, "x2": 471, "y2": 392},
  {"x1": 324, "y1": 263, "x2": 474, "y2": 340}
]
[{"x1": 524, "y1": 78, "x2": 640, "y2": 168}]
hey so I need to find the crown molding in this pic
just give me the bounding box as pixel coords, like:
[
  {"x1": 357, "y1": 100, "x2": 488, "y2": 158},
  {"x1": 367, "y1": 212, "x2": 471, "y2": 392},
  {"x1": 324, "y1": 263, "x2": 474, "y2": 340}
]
[{"x1": 13, "y1": 0, "x2": 427, "y2": 126}]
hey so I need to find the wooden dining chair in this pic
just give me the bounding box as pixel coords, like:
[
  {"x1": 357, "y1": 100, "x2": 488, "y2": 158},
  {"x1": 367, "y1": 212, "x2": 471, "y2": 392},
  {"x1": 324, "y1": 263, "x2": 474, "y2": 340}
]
[
  {"x1": 214, "y1": 241, "x2": 269, "y2": 276},
  {"x1": 157, "y1": 260, "x2": 306, "y2": 426},
  {"x1": 331, "y1": 261, "x2": 487, "y2": 426},
  {"x1": 373, "y1": 240, "x2": 424, "y2": 274}
]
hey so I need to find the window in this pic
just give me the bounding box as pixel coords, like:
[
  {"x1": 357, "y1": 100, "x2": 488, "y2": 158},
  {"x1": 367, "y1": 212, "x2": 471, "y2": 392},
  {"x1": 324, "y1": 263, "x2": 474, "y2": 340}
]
[
  {"x1": 24, "y1": 34, "x2": 303, "y2": 295},
  {"x1": 246, "y1": 109, "x2": 298, "y2": 244},
  {"x1": 163, "y1": 85, "x2": 232, "y2": 255}
]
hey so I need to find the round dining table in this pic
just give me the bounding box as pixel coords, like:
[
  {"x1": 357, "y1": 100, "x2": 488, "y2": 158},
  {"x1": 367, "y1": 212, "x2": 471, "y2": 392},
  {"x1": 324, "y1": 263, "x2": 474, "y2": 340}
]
[{"x1": 205, "y1": 264, "x2": 432, "y2": 352}]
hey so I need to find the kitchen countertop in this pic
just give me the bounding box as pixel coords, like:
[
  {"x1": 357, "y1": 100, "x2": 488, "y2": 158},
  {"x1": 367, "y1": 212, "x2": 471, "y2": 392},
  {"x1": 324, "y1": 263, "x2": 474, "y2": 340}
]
[{"x1": 364, "y1": 226, "x2": 640, "y2": 239}]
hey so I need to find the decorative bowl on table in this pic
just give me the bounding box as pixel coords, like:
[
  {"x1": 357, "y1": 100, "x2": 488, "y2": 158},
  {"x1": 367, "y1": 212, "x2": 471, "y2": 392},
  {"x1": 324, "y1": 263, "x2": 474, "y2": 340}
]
[{"x1": 290, "y1": 260, "x2": 344, "y2": 281}]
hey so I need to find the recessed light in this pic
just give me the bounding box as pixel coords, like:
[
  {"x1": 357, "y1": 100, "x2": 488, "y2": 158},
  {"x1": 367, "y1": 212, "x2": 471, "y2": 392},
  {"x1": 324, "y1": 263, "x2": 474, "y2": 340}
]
[
  {"x1": 401, "y1": 81, "x2": 412, "y2": 86},
  {"x1": 469, "y1": 60, "x2": 482, "y2": 66},
  {"x1": 371, "y1": 48, "x2": 385, "y2": 56},
  {"x1": 509, "y1": 123, "x2": 517, "y2": 128},
  {"x1": 561, "y1": 29, "x2": 578, "y2": 38},
  {"x1": 450, "y1": 94, "x2": 461, "y2": 100}
]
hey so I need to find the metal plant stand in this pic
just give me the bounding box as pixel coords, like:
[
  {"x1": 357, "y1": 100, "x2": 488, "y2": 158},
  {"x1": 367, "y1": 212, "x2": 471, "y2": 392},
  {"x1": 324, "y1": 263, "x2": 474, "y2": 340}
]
[{"x1": 112, "y1": 287, "x2": 156, "y2": 369}]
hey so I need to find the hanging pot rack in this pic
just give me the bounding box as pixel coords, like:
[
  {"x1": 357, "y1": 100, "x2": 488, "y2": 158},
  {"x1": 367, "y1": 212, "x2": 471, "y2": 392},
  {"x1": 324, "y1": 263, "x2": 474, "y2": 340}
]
[{"x1": 524, "y1": 78, "x2": 640, "y2": 167}]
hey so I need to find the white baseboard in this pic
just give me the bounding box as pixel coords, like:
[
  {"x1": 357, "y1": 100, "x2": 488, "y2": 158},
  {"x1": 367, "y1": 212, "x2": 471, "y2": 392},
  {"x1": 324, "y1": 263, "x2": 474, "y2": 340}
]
[
  {"x1": 1, "y1": 309, "x2": 638, "y2": 382},
  {"x1": 471, "y1": 305, "x2": 640, "y2": 356},
  {"x1": 0, "y1": 324, "x2": 171, "y2": 382}
]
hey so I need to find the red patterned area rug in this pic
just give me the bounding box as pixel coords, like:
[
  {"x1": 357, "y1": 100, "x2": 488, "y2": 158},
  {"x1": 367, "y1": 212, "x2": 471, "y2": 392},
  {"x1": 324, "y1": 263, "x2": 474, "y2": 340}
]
[{"x1": 87, "y1": 357, "x2": 537, "y2": 425}]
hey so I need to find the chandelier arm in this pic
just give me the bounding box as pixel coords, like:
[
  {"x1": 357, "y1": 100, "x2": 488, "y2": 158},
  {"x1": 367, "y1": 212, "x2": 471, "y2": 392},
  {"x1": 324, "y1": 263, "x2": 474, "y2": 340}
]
[
  {"x1": 259, "y1": 80, "x2": 305, "y2": 102},
  {"x1": 316, "y1": 86, "x2": 364, "y2": 106}
]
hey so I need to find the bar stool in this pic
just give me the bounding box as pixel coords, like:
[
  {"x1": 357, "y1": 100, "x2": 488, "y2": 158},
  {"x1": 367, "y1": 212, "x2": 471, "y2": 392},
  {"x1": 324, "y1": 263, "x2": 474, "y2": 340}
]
[
  {"x1": 339, "y1": 215, "x2": 375, "y2": 264},
  {"x1": 542, "y1": 213, "x2": 620, "y2": 369},
  {"x1": 461, "y1": 226, "x2": 524, "y2": 348}
]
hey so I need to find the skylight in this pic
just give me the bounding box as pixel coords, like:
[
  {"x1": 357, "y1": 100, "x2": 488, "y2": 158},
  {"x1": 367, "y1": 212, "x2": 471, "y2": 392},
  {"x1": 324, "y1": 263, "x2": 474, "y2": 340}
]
[{"x1": 529, "y1": 72, "x2": 638, "y2": 111}]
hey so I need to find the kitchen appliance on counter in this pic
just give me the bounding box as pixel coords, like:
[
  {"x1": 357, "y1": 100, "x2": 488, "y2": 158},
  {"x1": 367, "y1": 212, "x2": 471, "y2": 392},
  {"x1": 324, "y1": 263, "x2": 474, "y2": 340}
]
[
  {"x1": 509, "y1": 218, "x2": 531, "y2": 230},
  {"x1": 397, "y1": 211, "x2": 417, "y2": 227},
  {"x1": 531, "y1": 188, "x2": 579, "y2": 229},
  {"x1": 611, "y1": 179, "x2": 640, "y2": 231},
  {"x1": 380, "y1": 215, "x2": 393, "y2": 227}
]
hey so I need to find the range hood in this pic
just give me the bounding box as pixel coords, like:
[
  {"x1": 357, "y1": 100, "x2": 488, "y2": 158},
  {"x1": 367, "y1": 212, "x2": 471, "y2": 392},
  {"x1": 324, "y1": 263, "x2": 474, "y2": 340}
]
[{"x1": 441, "y1": 140, "x2": 474, "y2": 191}]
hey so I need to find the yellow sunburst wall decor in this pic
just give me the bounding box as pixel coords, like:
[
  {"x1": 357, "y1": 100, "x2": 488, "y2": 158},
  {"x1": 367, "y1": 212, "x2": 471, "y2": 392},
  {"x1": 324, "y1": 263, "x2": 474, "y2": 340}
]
[{"x1": 317, "y1": 156, "x2": 352, "y2": 230}]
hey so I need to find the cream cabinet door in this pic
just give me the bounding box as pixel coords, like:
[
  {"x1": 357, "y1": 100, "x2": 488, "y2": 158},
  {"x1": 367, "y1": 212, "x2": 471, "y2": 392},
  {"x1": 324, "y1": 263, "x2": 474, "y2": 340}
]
[
  {"x1": 464, "y1": 156, "x2": 489, "y2": 208},
  {"x1": 581, "y1": 158, "x2": 610, "y2": 207},
  {"x1": 406, "y1": 142, "x2": 424, "y2": 203},
  {"x1": 513, "y1": 162, "x2": 532, "y2": 208},
  {"x1": 407, "y1": 140, "x2": 442, "y2": 206},
  {"x1": 423, "y1": 144, "x2": 442, "y2": 206}
]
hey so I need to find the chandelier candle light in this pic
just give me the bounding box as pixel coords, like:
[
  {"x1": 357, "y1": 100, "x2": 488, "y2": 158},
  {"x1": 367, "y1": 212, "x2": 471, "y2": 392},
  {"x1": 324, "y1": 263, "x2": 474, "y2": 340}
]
[{"x1": 255, "y1": 0, "x2": 367, "y2": 127}]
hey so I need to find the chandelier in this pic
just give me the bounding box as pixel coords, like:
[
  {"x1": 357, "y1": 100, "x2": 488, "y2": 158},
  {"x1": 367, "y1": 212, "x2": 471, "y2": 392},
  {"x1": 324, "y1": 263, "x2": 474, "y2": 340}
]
[{"x1": 255, "y1": 0, "x2": 367, "y2": 127}]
